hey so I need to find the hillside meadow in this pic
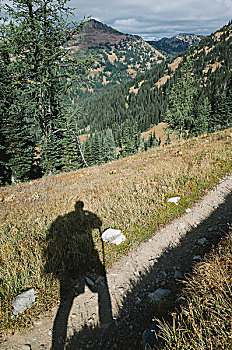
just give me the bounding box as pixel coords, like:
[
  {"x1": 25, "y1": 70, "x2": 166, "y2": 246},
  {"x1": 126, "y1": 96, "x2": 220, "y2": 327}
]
[
  {"x1": 160, "y1": 232, "x2": 232, "y2": 350},
  {"x1": 0, "y1": 128, "x2": 231, "y2": 334}
]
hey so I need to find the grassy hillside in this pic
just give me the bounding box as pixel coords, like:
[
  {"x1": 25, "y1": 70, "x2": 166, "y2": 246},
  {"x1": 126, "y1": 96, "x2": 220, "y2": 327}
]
[
  {"x1": 160, "y1": 232, "x2": 232, "y2": 349},
  {"x1": 0, "y1": 128, "x2": 231, "y2": 334}
]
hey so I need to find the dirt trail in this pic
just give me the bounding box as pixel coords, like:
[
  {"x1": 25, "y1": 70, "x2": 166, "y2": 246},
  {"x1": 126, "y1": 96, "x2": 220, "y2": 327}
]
[{"x1": 2, "y1": 174, "x2": 232, "y2": 350}]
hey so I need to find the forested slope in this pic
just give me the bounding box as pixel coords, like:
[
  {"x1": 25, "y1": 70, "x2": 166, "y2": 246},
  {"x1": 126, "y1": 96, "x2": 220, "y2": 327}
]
[
  {"x1": 67, "y1": 19, "x2": 166, "y2": 98},
  {"x1": 0, "y1": 7, "x2": 231, "y2": 185},
  {"x1": 147, "y1": 33, "x2": 203, "y2": 56},
  {"x1": 78, "y1": 21, "x2": 232, "y2": 162}
]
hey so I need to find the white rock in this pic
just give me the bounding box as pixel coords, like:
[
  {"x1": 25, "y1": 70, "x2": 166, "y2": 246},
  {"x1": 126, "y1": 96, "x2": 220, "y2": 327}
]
[
  {"x1": 12, "y1": 288, "x2": 38, "y2": 315},
  {"x1": 185, "y1": 208, "x2": 191, "y2": 213},
  {"x1": 167, "y1": 196, "x2": 180, "y2": 205},
  {"x1": 101, "y1": 228, "x2": 126, "y2": 245}
]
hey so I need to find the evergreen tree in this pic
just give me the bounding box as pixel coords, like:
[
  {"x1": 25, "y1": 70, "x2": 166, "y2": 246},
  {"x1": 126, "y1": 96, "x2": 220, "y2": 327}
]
[
  {"x1": 165, "y1": 58, "x2": 197, "y2": 138},
  {"x1": 121, "y1": 121, "x2": 135, "y2": 156},
  {"x1": 0, "y1": 44, "x2": 39, "y2": 182},
  {"x1": 91, "y1": 134, "x2": 102, "y2": 164},
  {"x1": 83, "y1": 137, "x2": 94, "y2": 166},
  {"x1": 190, "y1": 96, "x2": 211, "y2": 135},
  {"x1": 0, "y1": 0, "x2": 92, "y2": 182},
  {"x1": 147, "y1": 132, "x2": 153, "y2": 148},
  {"x1": 102, "y1": 129, "x2": 116, "y2": 162},
  {"x1": 40, "y1": 130, "x2": 64, "y2": 174}
]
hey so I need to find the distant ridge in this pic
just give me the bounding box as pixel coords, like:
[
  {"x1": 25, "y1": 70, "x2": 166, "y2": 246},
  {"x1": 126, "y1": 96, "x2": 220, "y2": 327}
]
[{"x1": 147, "y1": 33, "x2": 204, "y2": 56}]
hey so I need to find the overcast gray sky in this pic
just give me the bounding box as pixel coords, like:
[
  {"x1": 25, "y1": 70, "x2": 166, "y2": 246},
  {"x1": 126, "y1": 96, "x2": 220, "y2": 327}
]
[{"x1": 70, "y1": 0, "x2": 232, "y2": 40}]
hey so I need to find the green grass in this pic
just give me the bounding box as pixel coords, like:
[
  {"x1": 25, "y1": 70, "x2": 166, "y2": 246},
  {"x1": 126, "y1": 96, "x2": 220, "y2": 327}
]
[{"x1": 0, "y1": 128, "x2": 232, "y2": 335}]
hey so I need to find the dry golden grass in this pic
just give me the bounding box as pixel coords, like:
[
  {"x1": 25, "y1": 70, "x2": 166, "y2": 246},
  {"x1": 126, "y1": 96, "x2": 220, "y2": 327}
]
[
  {"x1": 160, "y1": 232, "x2": 232, "y2": 349},
  {"x1": 168, "y1": 57, "x2": 183, "y2": 72},
  {"x1": 0, "y1": 128, "x2": 231, "y2": 334}
]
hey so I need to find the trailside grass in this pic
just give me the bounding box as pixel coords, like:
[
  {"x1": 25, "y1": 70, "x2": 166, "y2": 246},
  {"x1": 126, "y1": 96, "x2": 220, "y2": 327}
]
[
  {"x1": 159, "y1": 232, "x2": 232, "y2": 350},
  {"x1": 0, "y1": 128, "x2": 231, "y2": 334}
]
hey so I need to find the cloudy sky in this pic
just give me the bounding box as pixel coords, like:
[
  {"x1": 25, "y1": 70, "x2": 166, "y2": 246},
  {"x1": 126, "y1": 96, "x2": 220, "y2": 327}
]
[{"x1": 69, "y1": 0, "x2": 232, "y2": 40}]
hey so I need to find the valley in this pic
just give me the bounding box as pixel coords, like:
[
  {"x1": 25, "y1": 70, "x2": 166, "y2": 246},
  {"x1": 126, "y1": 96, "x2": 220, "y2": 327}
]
[{"x1": 68, "y1": 19, "x2": 166, "y2": 97}]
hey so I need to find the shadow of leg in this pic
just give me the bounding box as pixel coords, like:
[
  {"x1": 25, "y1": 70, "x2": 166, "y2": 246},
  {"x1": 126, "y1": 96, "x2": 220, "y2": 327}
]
[
  {"x1": 52, "y1": 281, "x2": 75, "y2": 350},
  {"x1": 97, "y1": 279, "x2": 113, "y2": 327}
]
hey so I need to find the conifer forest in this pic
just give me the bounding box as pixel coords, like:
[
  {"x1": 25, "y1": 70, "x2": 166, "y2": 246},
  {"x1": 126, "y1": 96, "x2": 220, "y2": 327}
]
[{"x1": 0, "y1": 1, "x2": 231, "y2": 186}]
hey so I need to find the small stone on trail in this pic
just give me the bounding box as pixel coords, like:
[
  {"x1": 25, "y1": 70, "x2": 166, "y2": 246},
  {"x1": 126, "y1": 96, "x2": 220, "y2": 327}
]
[
  {"x1": 142, "y1": 321, "x2": 161, "y2": 350},
  {"x1": 174, "y1": 270, "x2": 184, "y2": 279},
  {"x1": 84, "y1": 277, "x2": 95, "y2": 286},
  {"x1": 208, "y1": 227, "x2": 213, "y2": 232},
  {"x1": 148, "y1": 288, "x2": 171, "y2": 304},
  {"x1": 135, "y1": 298, "x2": 141, "y2": 305},
  {"x1": 95, "y1": 276, "x2": 105, "y2": 284},
  {"x1": 198, "y1": 238, "x2": 208, "y2": 245},
  {"x1": 22, "y1": 345, "x2": 31, "y2": 350},
  {"x1": 176, "y1": 296, "x2": 184, "y2": 302},
  {"x1": 185, "y1": 208, "x2": 191, "y2": 213},
  {"x1": 193, "y1": 255, "x2": 201, "y2": 260}
]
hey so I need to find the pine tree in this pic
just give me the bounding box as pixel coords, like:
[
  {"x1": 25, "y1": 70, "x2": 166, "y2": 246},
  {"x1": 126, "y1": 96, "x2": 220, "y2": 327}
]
[
  {"x1": 92, "y1": 134, "x2": 102, "y2": 164},
  {"x1": 0, "y1": 45, "x2": 39, "y2": 182},
  {"x1": 0, "y1": 0, "x2": 92, "y2": 181},
  {"x1": 165, "y1": 58, "x2": 196, "y2": 138},
  {"x1": 121, "y1": 121, "x2": 134, "y2": 156},
  {"x1": 147, "y1": 132, "x2": 153, "y2": 148},
  {"x1": 83, "y1": 137, "x2": 94, "y2": 166},
  {"x1": 40, "y1": 130, "x2": 64, "y2": 174},
  {"x1": 189, "y1": 95, "x2": 211, "y2": 136},
  {"x1": 102, "y1": 129, "x2": 116, "y2": 162},
  {"x1": 0, "y1": 46, "x2": 13, "y2": 184}
]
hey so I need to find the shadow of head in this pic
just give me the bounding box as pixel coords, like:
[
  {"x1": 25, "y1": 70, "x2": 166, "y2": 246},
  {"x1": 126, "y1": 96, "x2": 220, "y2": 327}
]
[
  {"x1": 74, "y1": 200, "x2": 102, "y2": 231},
  {"x1": 44, "y1": 201, "x2": 103, "y2": 279}
]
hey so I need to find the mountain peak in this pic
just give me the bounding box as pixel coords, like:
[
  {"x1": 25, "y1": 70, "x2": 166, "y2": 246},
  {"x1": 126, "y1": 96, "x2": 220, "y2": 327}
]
[
  {"x1": 74, "y1": 18, "x2": 139, "y2": 49},
  {"x1": 147, "y1": 33, "x2": 204, "y2": 56}
]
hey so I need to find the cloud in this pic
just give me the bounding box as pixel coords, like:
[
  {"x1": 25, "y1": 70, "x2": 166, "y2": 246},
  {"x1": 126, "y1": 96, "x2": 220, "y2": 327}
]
[{"x1": 3, "y1": 0, "x2": 232, "y2": 40}]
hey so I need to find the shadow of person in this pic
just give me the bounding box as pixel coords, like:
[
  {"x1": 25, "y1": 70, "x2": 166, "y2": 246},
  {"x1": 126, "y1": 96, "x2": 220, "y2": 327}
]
[{"x1": 44, "y1": 201, "x2": 113, "y2": 350}]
